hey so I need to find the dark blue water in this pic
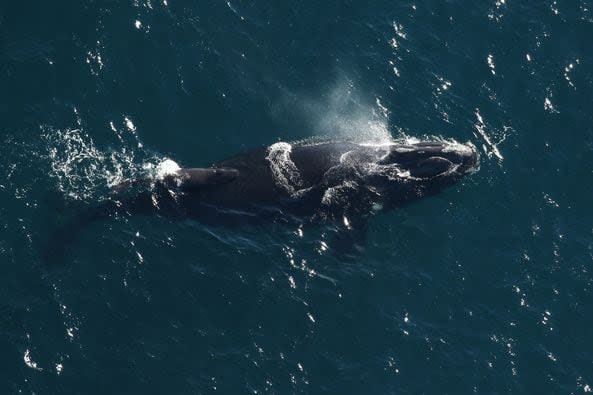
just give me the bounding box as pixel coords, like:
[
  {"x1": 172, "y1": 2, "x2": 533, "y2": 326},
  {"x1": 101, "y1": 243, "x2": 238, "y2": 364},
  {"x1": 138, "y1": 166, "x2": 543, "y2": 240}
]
[{"x1": 2, "y1": 0, "x2": 593, "y2": 393}]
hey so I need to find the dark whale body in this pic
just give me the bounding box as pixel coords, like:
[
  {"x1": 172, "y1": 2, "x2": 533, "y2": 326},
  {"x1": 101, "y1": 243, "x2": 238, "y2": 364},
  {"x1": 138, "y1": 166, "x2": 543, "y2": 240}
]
[
  {"x1": 45, "y1": 139, "x2": 478, "y2": 261},
  {"x1": 114, "y1": 139, "x2": 478, "y2": 224}
]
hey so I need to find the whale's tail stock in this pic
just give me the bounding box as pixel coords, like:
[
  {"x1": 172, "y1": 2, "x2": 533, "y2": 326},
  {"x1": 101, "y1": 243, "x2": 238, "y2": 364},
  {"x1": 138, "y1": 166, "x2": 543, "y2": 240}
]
[
  {"x1": 40, "y1": 166, "x2": 239, "y2": 266},
  {"x1": 39, "y1": 187, "x2": 159, "y2": 266},
  {"x1": 40, "y1": 196, "x2": 119, "y2": 266}
]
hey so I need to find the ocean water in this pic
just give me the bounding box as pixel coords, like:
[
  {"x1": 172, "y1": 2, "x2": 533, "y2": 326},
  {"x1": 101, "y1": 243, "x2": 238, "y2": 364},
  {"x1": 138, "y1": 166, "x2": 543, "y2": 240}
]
[{"x1": 1, "y1": 0, "x2": 593, "y2": 393}]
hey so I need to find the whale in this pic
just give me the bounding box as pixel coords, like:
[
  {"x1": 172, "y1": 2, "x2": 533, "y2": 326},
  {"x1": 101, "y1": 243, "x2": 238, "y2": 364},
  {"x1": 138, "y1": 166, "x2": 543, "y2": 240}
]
[
  {"x1": 45, "y1": 138, "x2": 479, "y2": 259},
  {"x1": 111, "y1": 139, "x2": 478, "y2": 219}
]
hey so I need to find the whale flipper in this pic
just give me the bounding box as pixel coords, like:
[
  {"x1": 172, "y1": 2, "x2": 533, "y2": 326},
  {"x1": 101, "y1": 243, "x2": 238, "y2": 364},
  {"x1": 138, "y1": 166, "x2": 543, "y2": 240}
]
[{"x1": 112, "y1": 167, "x2": 240, "y2": 194}]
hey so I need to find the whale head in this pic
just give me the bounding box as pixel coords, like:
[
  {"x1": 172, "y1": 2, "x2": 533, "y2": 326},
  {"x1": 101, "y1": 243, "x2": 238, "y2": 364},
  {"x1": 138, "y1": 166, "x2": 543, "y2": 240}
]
[
  {"x1": 378, "y1": 140, "x2": 479, "y2": 179},
  {"x1": 343, "y1": 140, "x2": 480, "y2": 210}
]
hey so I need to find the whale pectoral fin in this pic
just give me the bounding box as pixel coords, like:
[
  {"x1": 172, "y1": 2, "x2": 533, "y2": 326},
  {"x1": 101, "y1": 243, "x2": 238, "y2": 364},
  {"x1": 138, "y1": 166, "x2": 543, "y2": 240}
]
[
  {"x1": 110, "y1": 168, "x2": 239, "y2": 195},
  {"x1": 169, "y1": 167, "x2": 240, "y2": 190}
]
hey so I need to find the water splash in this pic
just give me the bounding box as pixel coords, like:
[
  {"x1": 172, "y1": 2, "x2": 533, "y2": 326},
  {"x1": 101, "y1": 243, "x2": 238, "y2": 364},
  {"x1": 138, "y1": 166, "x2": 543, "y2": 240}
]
[
  {"x1": 43, "y1": 125, "x2": 168, "y2": 201},
  {"x1": 155, "y1": 159, "x2": 181, "y2": 179},
  {"x1": 473, "y1": 108, "x2": 505, "y2": 161},
  {"x1": 319, "y1": 89, "x2": 392, "y2": 142}
]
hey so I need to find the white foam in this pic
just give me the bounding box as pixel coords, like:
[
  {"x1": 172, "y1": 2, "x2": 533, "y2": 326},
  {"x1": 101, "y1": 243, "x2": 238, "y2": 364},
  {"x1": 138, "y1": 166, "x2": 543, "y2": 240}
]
[
  {"x1": 44, "y1": 122, "x2": 167, "y2": 200},
  {"x1": 24, "y1": 350, "x2": 42, "y2": 371},
  {"x1": 155, "y1": 159, "x2": 181, "y2": 179},
  {"x1": 266, "y1": 142, "x2": 303, "y2": 196},
  {"x1": 321, "y1": 181, "x2": 358, "y2": 207},
  {"x1": 474, "y1": 109, "x2": 505, "y2": 160}
]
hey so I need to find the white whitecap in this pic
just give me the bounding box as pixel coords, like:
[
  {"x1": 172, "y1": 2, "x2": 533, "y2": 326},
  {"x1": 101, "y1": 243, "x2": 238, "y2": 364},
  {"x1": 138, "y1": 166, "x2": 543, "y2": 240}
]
[{"x1": 156, "y1": 159, "x2": 181, "y2": 179}]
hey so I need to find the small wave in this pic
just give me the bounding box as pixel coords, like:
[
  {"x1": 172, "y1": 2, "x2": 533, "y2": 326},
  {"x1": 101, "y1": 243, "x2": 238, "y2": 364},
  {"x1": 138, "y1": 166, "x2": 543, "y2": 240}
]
[{"x1": 473, "y1": 109, "x2": 506, "y2": 161}]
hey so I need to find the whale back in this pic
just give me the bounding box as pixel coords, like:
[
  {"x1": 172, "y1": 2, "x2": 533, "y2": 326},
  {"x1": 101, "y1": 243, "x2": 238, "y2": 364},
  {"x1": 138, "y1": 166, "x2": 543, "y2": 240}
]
[{"x1": 191, "y1": 142, "x2": 356, "y2": 209}]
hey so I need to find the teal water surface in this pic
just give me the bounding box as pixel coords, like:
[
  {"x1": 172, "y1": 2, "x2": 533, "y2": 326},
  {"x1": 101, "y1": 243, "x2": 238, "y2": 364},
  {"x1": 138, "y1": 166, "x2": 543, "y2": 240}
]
[{"x1": 1, "y1": 0, "x2": 593, "y2": 393}]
